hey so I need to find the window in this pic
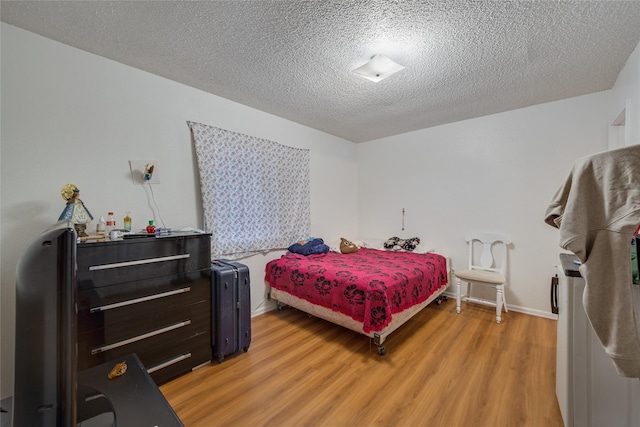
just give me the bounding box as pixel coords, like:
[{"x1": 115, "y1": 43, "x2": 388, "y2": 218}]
[{"x1": 189, "y1": 122, "x2": 310, "y2": 259}]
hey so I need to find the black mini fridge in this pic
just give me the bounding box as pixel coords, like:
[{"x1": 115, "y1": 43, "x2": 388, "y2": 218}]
[{"x1": 211, "y1": 260, "x2": 251, "y2": 363}]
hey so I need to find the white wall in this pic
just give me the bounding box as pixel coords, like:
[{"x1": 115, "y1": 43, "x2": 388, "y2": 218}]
[
  {"x1": 609, "y1": 40, "x2": 640, "y2": 147},
  {"x1": 356, "y1": 92, "x2": 612, "y2": 316},
  {"x1": 356, "y1": 40, "x2": 640, "y2": 313},
  {"x1": 0, "y1": 23, "x2": 358, "y2": 399}
]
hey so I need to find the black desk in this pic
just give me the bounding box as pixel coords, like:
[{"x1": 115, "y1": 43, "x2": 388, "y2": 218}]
[{"x1": 77, "y1": 353, "x2": 183, "y2": 426}]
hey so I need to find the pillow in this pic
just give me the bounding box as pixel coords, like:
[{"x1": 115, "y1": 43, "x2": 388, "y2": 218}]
[
  {"x1": 340, "y1": 237, "x2": 359, "y2": 254},
  {"x1": 328, "y1": 237, "x2": 365, "y2": 252},
  {"x1": 360, "y1": 238, "x2": 386, "y2": 250},
  {"x1": 329, "y1": 237, "x2": 430, "y2": 253},
  {"x1": 400, "y1": 237, "x2": 420, "y2": 251},
  {"x1": 328, "y1": 240, "x2": 342, "y2": 253},
  {"x1": 412, "y1": 242, "x2": 434, "y2": 254},
  {"x1": 383, "y1": 236, "x2": 421, "y2": 252},
  {"x1": 383, "y1": 236, "x2": 400, "y2": 249}
]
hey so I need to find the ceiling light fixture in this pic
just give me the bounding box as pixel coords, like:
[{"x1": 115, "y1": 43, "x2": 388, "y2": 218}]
[{"x1": 353, "y1": 54, "x2": 405, "y2": 83}]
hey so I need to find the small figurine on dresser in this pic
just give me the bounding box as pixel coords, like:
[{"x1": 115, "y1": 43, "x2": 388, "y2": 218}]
[{"x1": 59, "y1": 184, "x2": 93, "y2": 236}]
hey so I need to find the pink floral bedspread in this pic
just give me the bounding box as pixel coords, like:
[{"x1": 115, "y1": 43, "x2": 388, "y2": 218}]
[{"x1": 265, "y1": 248, "x2": 448, "y2": 333}]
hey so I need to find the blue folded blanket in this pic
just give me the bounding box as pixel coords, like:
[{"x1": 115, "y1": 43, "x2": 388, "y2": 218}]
[{"x1": 288, "y1": 237, "x2": 329, "y2": 255}]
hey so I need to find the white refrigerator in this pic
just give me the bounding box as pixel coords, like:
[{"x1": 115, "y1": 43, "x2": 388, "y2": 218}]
[{"x1": 554, "y1": 253, "x2": 640, "y2": 427}]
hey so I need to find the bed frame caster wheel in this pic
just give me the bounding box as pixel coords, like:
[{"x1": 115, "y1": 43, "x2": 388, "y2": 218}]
[
  {"x1": 276, "y1": 301, "x2": 284, "y2": 311},
  {"x1": 378, "y1": 346, "x2": 386, "y2": 356},
  {"x1": 435, "y1": 295, "x2": 448, "y2": 305}
]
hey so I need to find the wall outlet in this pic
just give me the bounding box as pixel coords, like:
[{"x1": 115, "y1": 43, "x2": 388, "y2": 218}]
[{"x1": 129, "y1": 160, "x2": 160, "y2": 184}]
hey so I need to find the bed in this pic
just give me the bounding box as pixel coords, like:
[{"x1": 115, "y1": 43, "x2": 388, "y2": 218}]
[{"x1": 265, "y1": 246, "x2": 449, "y2": 355}]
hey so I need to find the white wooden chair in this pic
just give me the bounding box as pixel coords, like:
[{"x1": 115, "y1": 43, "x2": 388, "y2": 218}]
[{"x1": 455, "y1": 232, "x2": 511, "y2": 323}]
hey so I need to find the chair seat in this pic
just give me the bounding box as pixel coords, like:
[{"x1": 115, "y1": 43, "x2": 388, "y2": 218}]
[{"x1": 454, "y1": 269, "x2": 506, "y2": 284}]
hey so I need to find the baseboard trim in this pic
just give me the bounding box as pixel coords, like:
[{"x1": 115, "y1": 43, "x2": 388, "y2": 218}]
[
  {"x1": 251, "y1": 300, "x2": 278, "y2": 317},
  {"x1": 442, "y1": 291, "x2": 558, "y2": 320}
]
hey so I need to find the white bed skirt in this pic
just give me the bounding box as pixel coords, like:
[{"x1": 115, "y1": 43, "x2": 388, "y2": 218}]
[{"x1": 269, "y1": 281, "x2": 448, "y2": 346}]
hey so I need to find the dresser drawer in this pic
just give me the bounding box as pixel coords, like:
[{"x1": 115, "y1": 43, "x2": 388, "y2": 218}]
[
  {"x1": 80, "y1": 333, "x2": 211, "y2": 385},
  {"x1": 77, "y1": 234, "x2": 211, "y2": 290},
  {"x1": 146, "y1": 334, "x2": 212, "y2": 384},
  {"x1": 77, "y1": 272, "x2": 210, "y2": 335},
  {"x1": 78, "y1": 299, "x2": 209, "y2": 371}
]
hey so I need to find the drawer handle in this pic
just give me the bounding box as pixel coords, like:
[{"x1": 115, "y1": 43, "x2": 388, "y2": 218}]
[
  {"x1": 91, "y1": 320, "x2": 191, "y2": 355},
  {"x1": 88, "y1": 254, "x2": 190, "y2": 271},
  {"x1": 90, "y1": 287, "x2": 191, "y2": 313},
  {"x1": 147, "y1": 352, "x2": 192, "y2": 374}
]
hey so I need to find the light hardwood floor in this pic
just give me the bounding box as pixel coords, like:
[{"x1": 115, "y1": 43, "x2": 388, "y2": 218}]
[{"x1": 160, "y1": 298, "x2": 563, "y2": 427}]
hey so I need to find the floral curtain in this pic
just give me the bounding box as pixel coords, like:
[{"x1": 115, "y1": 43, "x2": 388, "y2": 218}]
[{"x1": 188, "y1": 121, "x2": 310, "y2": 259}]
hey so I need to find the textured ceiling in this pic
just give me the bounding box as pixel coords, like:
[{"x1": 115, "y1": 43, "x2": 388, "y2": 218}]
[{"x1": 2, "y1": 1, "x2": 640, "y2": 143}]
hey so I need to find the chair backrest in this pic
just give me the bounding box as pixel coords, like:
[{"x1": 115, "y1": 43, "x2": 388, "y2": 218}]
[{"x1": 466, "y1": 232, "x2": 511, "y2": 275}]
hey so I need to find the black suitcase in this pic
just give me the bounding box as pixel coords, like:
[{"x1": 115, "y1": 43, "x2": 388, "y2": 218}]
[{"x1": 211, "y1": 260, "x2": 251, "y2": 363}]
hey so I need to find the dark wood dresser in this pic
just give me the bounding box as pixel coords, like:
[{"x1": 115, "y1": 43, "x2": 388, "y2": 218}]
[{"x1": 75, "y1": 233, "x2": 212, "y2": 384}]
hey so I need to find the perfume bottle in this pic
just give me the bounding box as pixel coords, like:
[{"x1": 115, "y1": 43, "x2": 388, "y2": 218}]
[
  {"x1": 146, "y1": 220, "x2": 156, "y2": 234},
  {"x1": 123, "y1": 212, "x2": 132, "y2": 231},
  {"x1": 96, "y1": 216, "x2": 106, "y2": 235}
]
